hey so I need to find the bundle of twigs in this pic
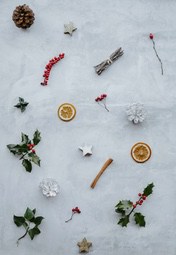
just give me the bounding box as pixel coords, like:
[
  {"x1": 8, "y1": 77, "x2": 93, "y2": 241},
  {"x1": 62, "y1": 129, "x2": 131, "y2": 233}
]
[{"x1": 94, "y1": 48, "x2": 124, "y2": 75}]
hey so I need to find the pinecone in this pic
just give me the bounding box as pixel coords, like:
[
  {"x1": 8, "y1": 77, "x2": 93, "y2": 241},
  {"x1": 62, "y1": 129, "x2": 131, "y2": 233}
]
[{"x1": 12, "y1": 4, "x2": 35, "y2": 29}]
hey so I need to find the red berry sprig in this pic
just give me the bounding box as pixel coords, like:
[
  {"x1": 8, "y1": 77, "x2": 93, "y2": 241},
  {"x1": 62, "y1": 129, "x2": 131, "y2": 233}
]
[
  {"x1": 115, "y1": 183, "x2": 154, "y2": 227},
  {"x1": 65, "y1": 207, "x2": 81, "y2": 223},
  {"x1": 41, "y1": 53, "x2": 65, "y2": 86},
  {"x1": 27, "y1": 143, "x2": 36, "y2": 154},
  {"x1": 149, "y1": 33, "x2": 163, "y2": 75},
  {"x1": 95, "y1": 94, "x2": 109, "y2": 112}
]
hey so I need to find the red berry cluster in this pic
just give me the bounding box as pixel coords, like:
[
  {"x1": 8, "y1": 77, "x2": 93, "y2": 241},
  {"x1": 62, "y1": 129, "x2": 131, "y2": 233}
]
[
  {"x1": 72, "y1": 207, "x2": 81, "y2": 214},
  {"x1": 149, "y1": 33, "x2": 154, "y2": 40},
  {"x1": 95, "y1": 94, "x2": 107, "y2": 102},
  {"x1": 132, "y1": 193, "x2": 147, "y2": 208},
  {"x1": 27, "y1": 144, "x2": 35, "y2": 154},
  {"x1": 65, "y1": 206, "x2": 81, "y2": 223},
  {"x1": 41, "y1": 53, "x2": 65, "y2": 86}
]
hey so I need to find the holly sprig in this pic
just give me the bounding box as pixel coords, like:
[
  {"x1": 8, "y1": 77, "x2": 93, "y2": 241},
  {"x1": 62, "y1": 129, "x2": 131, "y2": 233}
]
[
  {"x1": 7, "y1": 130, "x2": 41, "y2": 172},
  {"x1": 14, "y1": 207, "x2": 44, "y2": 246},
  {"x1": 115, "y1": 183, "x2": 154, "y2": 227},
  {"x1": 14, "y1": 97, "x2": 29, "y2": 112}
]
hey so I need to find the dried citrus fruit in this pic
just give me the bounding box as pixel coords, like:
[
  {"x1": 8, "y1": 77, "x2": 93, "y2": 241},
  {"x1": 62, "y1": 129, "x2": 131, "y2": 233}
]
[
  {"x1": 58, "y1": 103, "x2": 76, "y2": 121},
  {"x1": 131, "y1": 142, "x2": 151, "y2": 163}
]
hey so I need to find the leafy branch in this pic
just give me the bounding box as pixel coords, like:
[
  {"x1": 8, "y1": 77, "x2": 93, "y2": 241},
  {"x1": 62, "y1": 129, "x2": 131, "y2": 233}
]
[
  {"x1": 7, "y1": 130, "x2": 41, "y2": 172},
  {"x1": 14, "y1": 97, "x2": 29, "y2": 112},
  {"x1": 14, "y1": 207, "x2": 44, "y2": 246},
  {"x1": 115, "y1": 183, "x2": 154, "y2": 227}
]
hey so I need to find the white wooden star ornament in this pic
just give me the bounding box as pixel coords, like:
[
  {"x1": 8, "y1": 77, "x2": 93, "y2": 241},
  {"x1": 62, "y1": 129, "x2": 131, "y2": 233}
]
[
  {"x1": 64, "y1": 22, "x2": 77, "y2": 36},
  {"x1": 79, "y1": 144, "x2": 93, "y2": 157}
]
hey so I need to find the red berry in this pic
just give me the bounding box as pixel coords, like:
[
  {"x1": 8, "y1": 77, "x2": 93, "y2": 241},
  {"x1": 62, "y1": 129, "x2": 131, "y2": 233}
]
[
  {"x1": 102, "y1": 94, "x2": 107, "y2": 97},
  {"x1": 138, "y1": 193, "x2": 142, "y2": 197},
  {"x1": 142, "y1": 195, "x2": 146, "y2": 200},
  {"x1": 32, "y1": 149, "x2": 35, "y2": 154},
  {"x1": 133, "y1": 204, "x2": 136, "y2": 208},
  {"x1": 149, "y1": 33, "x2": 154, "y2": 39}
]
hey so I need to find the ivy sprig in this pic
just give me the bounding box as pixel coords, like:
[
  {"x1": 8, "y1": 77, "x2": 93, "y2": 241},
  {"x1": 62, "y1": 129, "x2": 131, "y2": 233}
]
[
  {"x1": 7, "y1": 130, "x2": 41, "y2": 172},
  {"x1": 14, "y1": 97, "x2": 29, "y2": 112},
  {"x1": 14, "y1": 207, "x2": 44, "y2": 246},
  {"x1": 115, "y1": 183, "x2": 154, "y2": 227}
]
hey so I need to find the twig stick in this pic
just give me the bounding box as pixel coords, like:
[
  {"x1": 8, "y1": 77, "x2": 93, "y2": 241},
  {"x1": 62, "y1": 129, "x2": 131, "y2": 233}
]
[
  {"x1": 90, "y1": 158, "x2": 113, "y2": 189},
  {"x1": 152, "y1": 39, "x2": 163, "y2": 75}
]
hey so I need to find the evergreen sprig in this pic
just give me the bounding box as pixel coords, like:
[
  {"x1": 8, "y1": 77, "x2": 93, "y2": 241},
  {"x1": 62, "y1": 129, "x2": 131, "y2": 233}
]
[
  {"x1": 7, "y1": 130, "x2": 41, "y2": 172},
  {"x1": 115, "y1": 183, "x2": 154, "y2": 227},
  {"x1": 14, "y1": 97, "x2": 29, "y2": 112},
  {"x1": 14, "y1": 207, "x2": 44, "y2": 245}
]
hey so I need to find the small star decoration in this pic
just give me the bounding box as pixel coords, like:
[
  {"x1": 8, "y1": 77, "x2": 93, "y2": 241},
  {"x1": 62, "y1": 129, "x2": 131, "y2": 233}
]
[
  {"x1": 64, "y1": 22, "x2": 77, "y2": 36},
  {"x1": 77, "y1": 238, "x2": 92, "y2": 253},
  {"x1": 79, "y1": 144, "x2": 93, "y2": 156}
]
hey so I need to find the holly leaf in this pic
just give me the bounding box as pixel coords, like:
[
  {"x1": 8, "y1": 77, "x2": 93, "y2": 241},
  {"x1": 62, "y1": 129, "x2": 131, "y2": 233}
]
[
  {"x1": 143, "y1": 183, "x2": 154, "y2": 197},
  {"x1": 24, "y1": 208, "x2": 34, "y2": 221},
  {"x1": 134, "y1": 212, "x2": 146, "y2": 227},
  {"x1": 118, "y1": 215, "x2": 129, "y2": 227},
  {"x1": 13, "y1": 216, "x2": 25, "y2": 227},
  {"x1": 7, "y1": 144, "x2": 20, "y2": 155},
  {"x1": 28, "y1": 227, "x2": 41, "y2": 240},
  {"x1": 28, "y1": 153, "x2": 40, "y2": 166},
  {"x1": 22, "y1": 159, "x2": 32, "y2": 172},
  {"x1": 115, "y1": 200, "x2": 133, "y2": 213},
  {"x1": 33, "y1": 130, "x2": 41, "y2": 145},
  {"x1": 32, "y1": 209, "x2": 36, "y2": 215},
  {"x1": 21, "y1": 133, "x2": 30, "y2": 144}
]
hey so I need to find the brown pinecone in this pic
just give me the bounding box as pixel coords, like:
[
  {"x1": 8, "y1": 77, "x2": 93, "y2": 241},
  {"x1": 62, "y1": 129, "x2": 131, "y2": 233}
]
[{"x1": 12, "y1": 4, "x2": 35, "y2": 29}]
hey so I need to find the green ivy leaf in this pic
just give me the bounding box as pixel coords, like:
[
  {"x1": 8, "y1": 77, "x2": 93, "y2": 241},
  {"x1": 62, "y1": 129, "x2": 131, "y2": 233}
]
[
  {"x1": 33, "y1": 216, "x2": 44, "y2": 226},
  {"x1": 143, "y1": 183, "x2": 154, "y2": 197},
  {"x1": 134, "y1": 212, "x2": 146, "y2": 227},
  {"x1": 24, "y1": 208, "x2": 34, "y2": 221},
  {"x1": 33, "y1": 130, "x2": 41, "y2": 145},
  {"x1": 28, "y1": 227, "x2": 41, "y2": 240},
  {"x1": 13, "y1": 216, "x2": 25, "y2": 227},
  {"x1": 118, "y1": 215, "x2": 129, "y2": 227},
  {"x1": 28, "y1": 153, "x2": 40, "y2": 166},
  {"x1": 22, "y1": 159, "x2": 32, "y2": 172}
]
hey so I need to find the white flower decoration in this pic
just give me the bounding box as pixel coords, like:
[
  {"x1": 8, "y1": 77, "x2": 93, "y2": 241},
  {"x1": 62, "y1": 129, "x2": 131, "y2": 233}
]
[
  {"x1": 39, "y1": 178, "x2": 60, "y2": 197},
  {"x1": 126, "y1": 103, "x2": 146, "y2": 124}
]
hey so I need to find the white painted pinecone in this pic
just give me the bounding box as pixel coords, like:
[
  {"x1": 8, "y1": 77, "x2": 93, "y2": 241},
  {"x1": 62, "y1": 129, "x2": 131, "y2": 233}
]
[
  {"x1": 126, "y1": 103, "x2": 145, "y2": 124},
  {"x1": 39, "y1": 178, "x2": 60, "y2": 197}
]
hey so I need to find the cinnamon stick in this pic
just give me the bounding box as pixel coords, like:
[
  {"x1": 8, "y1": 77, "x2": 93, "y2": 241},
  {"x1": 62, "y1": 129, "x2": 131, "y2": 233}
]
[{"x1": 90, "y1": 158, "x2": 113, "y2": 189}]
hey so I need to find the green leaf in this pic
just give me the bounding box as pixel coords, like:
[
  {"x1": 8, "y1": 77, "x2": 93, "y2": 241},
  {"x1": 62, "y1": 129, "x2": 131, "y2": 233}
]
[
  {"x1": 118, "y1": 215, "x2": 129, "y2": 227},
  {"x1": 33, "y1": 130, "x2": 41, "y2": 145},
  {"x1": 32, "y1": 209, "x2": 36, "y2": 215},
  {"x1": 28, "y1": 153, "x2": 40, "y2": 166},
  {"x1": 24, "y1": 208, "x2": 34, "y2": 221},
  {"x1": 33, "y1": 216, "x2": 44, "y2": 226},
  {"x1": 13, "y1": 215, "x2": 25, "y2": 227},
  {"x1": 22, "y1": 159, "x2": 32, "y2": 172},
  {"x1": 28, "y1": 227, "x2": 41, "y2": 240},
  {"x1": 21, "y1": 133, "x2": 30, "y2": 144},
  {"x1": 143, "y1": 183, "x2": 154, "y2": 197},
  {"x1": 115, "y1": 207, "x2": 126, "y2": 216},
  {"x1": 7, "y1": 144, "x2": 19, "y2": 155},
  {"x1": 134, "y1": 212, "x2": 146, "y2": 227},
  {"x1": 115, "y1": 200, "x2": 133, "y2": 212},
  {"x1": 14, "y1": 98, "x2": 29, "y2": 112}
]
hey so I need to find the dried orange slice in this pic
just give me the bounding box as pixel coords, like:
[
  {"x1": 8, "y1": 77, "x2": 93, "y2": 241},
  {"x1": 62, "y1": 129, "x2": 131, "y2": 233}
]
[
  {"x1": 131, "y1": 142, "x2": 151, "y2": 163},
  {"x1": 58, "y1": 103, "x2": 76, "y2": 121}
]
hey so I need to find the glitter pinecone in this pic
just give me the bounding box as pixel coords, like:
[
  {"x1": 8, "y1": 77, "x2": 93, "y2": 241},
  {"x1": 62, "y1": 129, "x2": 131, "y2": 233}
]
[{"x1": 12, "y1": 4, "x2": 35, "y2": 29}]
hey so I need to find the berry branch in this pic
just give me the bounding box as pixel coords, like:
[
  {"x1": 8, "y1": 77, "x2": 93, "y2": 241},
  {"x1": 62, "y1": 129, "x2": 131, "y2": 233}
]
[
  {"x1": 41, "y1": 53, "x2": 65, "y2": 86},
  {"x1": 65, "y1": 207, "x2": 81, "y2": 223},
  {"x1": 149, "y1": 33, "x2": 163, "y2": 75},
  {"x1": 95, "y1": 94, "x2": 109, "y2": 112},
  {"x1": 115, "y1": 183, "x2": 154, "y2": 227}
]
